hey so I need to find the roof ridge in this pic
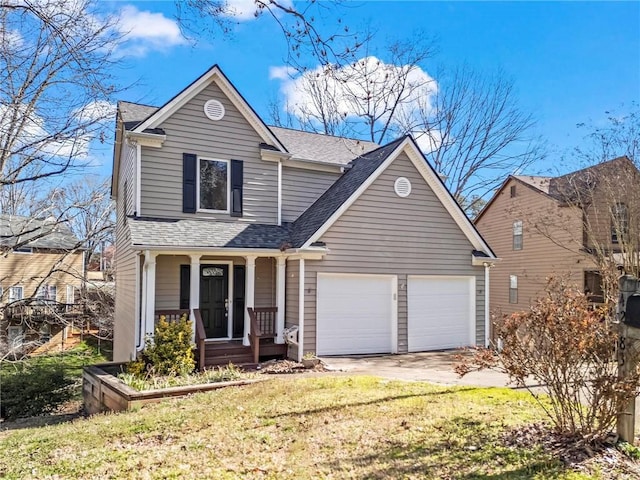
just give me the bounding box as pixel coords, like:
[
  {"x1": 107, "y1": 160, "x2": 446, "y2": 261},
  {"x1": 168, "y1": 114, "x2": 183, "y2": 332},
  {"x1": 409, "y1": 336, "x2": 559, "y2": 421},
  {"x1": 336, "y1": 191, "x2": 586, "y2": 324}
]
[{"x1": 268, "y1": 125, "x2": 380, "y2": 145}]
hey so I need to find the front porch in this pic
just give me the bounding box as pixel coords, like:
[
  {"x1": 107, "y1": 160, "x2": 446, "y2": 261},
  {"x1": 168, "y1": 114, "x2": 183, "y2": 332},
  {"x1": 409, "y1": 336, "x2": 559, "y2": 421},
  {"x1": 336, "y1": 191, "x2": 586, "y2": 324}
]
[
  {"x1": 154, "y1": 308, "x2": 287, "y2": 368},
  {"x1": 140, "y1": 252, "x2": 289, "y2": 368}
]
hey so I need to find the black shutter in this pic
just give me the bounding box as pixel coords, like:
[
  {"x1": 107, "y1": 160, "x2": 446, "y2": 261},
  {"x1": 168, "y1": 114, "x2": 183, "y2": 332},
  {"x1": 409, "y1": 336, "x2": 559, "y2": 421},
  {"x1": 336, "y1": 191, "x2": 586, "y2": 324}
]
[
  {"x1": 183, "y1": 153, "x2": 197, "y2": 213},
  {"x1": 230, "y1": 159, "x2": 243, "y2": 217},
  {"x1": 233, "y1": 265, "x2": 245, "y2": 337},
  {"x1": 179, "y1": 264, "x2": 190, "y2": 310}
]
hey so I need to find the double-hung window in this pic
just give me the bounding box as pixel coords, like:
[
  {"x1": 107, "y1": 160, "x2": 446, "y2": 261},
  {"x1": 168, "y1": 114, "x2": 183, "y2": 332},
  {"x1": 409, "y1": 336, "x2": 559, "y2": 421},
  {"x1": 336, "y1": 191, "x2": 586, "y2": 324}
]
[
  {"x1": 9, "y1": 286, "x2": 23, "y2": 303},
  {"x1": 611, "y1": 202, "x2": 629, "y2": 244},
  {"x1": 509, "y1": 275, "x2": 518, "y2": 304},
  {"x1": 199, "y1": 158, "x2": 229, "y2": 212},
  {"x1": 513, "y1": 220, "x2": 523, "y2": 250},
  {"x1": 37, "y1": 284, "x2": 57, "y2": 302}
]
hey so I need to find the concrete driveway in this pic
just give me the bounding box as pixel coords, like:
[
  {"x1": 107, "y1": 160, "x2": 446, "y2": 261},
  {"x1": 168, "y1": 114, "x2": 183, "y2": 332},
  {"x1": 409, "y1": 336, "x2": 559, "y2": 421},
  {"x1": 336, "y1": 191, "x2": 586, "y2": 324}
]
[{"x1": 319, "y1": 351, "x2": 516, "y2": 388}]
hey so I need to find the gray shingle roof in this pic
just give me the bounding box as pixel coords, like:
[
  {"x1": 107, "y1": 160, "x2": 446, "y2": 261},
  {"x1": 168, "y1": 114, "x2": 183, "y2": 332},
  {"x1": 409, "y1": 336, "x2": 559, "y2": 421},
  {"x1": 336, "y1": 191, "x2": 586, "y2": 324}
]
[
  {"x1": 128, "y1": 217, "x2": 291, "y2": 249},
  {"x1": 269, "y1": 127, "x2": 379, "y2": 166},
  {"x1": 119, "y1": 101, "x2": 159, "y2": 130},
  {"x1": 0, "y1": 214, "x2": 80, "y2": 250},
  {"x1": 289, "y1": 137, "x2": 407, "y2": 247}
]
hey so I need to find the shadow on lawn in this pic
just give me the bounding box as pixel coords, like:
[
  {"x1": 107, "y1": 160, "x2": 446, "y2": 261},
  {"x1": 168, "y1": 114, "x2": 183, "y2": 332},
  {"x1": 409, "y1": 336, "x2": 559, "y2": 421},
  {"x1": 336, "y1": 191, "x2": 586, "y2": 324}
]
[
  {"x1": 317, "y1": 415, "x2": 567, "y2": 479},
  {"x1": 264, "y1": 386, "x2": 479, "y2": 419}
]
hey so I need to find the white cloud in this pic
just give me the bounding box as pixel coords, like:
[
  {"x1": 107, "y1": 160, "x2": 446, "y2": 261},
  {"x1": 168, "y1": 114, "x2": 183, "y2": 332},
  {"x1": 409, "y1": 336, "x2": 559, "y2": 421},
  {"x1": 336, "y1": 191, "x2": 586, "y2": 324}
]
[
  {"x1": 269, "y1": 65, "x2": 297, "y2": 80},
  {"x1": 223, "y1": 0, "x2": 294, "y2": 21},
  {"x1": 276, "y1": 56, "x2": 438, "y2": 147},
  {"x1": 412, "y1": 129, "x2": 442, "y2": 154},
  {"x1": 73, "y1": 100, "x2": 116, "y2": 124},
  {"x1": 116, "y1": 5, "x2": 186, "y2": 57}
]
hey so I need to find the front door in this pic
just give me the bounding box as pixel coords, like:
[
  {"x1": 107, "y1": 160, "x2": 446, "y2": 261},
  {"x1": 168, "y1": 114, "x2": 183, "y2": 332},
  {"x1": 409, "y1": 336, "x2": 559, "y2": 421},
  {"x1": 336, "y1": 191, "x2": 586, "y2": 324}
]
[{"x1": 200, "y1": 265, "x2": 229, "y2": 338}]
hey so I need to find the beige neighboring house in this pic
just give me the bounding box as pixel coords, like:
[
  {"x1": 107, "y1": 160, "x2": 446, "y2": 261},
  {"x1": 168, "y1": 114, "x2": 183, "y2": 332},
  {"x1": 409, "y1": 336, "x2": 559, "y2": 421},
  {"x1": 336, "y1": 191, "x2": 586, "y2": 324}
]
[
  {"x1": 475, "y1": 156, "x2": 638, "y2": 334},
  {"x1": 0, "y1": 214, "x2": 84, "y2": 350},
  {"x1": 111, "y1": 64, "x2": 497, "y2": 367}
]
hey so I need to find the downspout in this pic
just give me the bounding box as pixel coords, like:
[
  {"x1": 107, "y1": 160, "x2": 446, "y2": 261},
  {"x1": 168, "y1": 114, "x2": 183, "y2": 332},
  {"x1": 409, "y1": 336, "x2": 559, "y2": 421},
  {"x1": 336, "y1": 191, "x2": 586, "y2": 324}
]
[
  {"x1": 484, "y1": 263, "x2": 490, "y2": 347},
  {"x1": 297, "y1": 258, "x2": 305, "y2": 362}
]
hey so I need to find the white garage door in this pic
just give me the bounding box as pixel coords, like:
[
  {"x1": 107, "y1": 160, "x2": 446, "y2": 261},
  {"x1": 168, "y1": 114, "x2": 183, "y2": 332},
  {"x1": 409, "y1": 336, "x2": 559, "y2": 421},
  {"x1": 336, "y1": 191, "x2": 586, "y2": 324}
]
[
  {"x1": 407, "y1": 276, "x2": 475, "y2": 352},
  {"x1": 316, "y1": 274, "x2": 397, "y2": 355}
]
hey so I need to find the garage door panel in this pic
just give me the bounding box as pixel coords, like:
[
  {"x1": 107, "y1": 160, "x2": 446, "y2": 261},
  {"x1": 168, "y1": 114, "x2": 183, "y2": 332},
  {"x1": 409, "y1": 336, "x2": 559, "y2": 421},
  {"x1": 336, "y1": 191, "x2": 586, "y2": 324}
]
[
  {"x1": 408, "y1": 276, "x2": 474, "y2": 352},
  {"x1": 317, "y1": 274, "x2": 395, "y2": 356}
]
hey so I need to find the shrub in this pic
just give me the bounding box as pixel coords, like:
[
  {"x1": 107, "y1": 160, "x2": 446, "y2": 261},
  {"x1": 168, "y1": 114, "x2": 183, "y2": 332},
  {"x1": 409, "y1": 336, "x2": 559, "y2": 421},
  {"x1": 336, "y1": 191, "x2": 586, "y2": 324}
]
[
  {"x1": 456, "y1": 276, "x2": 640, "y2": 441},
  {"x1": 0, "y1": 363, "x2": 75, "y2": 419},
  {"x1": 141, "y1": 314, "x2": 195, "y2": 377}
]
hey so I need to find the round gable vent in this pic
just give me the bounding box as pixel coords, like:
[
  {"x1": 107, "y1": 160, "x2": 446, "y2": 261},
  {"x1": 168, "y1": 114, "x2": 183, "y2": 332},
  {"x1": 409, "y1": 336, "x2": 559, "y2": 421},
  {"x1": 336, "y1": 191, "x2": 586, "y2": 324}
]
[
  {"x1": 204, "y1": 99, "x2": 225, "y2": 121},
  {"x1": 394, "y1": 177, "x2": 412, "y2": 197}
]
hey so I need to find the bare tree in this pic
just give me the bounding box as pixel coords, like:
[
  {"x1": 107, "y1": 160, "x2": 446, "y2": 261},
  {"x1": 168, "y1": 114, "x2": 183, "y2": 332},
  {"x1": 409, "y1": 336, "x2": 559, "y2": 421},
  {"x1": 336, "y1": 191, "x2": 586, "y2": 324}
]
[
  {"x1": 0, "y1": 0, "x2": 120, "y2": 359},
  {"x1": 53, "y1": 177, "x2": 114, "y2": 271},
  {"x1": 270, "y1": 36, "x2": 541, "y2": 214},
  {"x1": 0, "y1": 0, "x2": 120, "y2": 222},
  {"x1": 176, "y1": 0, "x2": 367, "y2": 71}
]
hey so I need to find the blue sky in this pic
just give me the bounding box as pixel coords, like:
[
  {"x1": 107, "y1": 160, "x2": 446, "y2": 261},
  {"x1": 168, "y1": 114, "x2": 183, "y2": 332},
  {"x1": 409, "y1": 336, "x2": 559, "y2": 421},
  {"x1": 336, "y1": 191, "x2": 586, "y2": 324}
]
[{"x1": 95, "y1": 1, "x2": 640, "y2": 177}]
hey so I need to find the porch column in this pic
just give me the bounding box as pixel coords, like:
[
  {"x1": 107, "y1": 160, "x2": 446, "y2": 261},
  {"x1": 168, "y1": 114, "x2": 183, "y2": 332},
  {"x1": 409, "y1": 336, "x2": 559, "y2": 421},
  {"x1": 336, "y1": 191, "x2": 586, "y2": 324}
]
[
  {"x1": 189, "y1": 254, "x2": 202, "y2": 341},
  {"x1": 143, "y1": 251, "x2": 157, "y2": 339},
  {"x1": 275, "y1": 256, "x2": 286, "y2": 343},
  {"x1": 243, "y1": 255, "x2": 256, "y2": 346}
]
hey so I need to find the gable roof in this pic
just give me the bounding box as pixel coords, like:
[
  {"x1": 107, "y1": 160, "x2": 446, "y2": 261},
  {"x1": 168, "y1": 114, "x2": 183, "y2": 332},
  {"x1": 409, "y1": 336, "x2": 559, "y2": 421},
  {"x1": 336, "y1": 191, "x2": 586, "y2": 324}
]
[
  {"x1": 0, "y1": 214, "x2": 80, "y2": 250},
  {"x1": 130, "y1": 64, "x2": 287, "y2": 152},
  {"x1": 290, "y1": 135, "x2": 496, "y2": 258},
  {"x1": 474, "y1": 156, "x2": 637, "y2": 223},
  {"x1": 270, "y1": 127, "x2": 379, "y2": 166},
  {"x1": 290, "y1": 137, "x2": 406, "y2": 247}
]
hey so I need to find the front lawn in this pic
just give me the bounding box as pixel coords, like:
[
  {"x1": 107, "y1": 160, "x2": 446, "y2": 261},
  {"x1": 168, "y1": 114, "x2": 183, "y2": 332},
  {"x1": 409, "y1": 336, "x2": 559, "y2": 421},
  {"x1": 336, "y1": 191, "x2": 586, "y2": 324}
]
[{"x1": 0, "y1": 376, "x2": 611, "y2": 479}]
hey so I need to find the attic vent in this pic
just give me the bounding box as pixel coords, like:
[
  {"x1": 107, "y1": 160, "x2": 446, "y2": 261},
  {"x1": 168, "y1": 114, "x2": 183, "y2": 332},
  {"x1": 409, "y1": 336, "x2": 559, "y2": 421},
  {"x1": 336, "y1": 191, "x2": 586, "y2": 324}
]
[
  {"x1": 203, "y1": 99, "x2": 225, "y2": 121},
  {"x1": 394, "y1": 177, "x2": 412, "y2": 198}
]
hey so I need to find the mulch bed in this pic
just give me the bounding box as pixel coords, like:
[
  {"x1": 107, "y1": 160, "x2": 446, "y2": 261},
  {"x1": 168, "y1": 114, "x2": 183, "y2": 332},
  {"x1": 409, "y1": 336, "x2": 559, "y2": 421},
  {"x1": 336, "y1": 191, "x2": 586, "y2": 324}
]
[
  {"x1": 257, "y1": 359, "x2": 328, "y2": 374},
  {"x1": 503, "y1": 423, "x2": 640, "y2": 478}
]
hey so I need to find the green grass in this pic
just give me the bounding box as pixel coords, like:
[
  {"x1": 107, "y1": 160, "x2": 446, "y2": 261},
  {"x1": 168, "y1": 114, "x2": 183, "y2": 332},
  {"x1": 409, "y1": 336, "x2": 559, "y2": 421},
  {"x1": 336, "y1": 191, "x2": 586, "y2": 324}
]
[{"x1": 0, "y1": 376, "x2": 601, "y2": 479}]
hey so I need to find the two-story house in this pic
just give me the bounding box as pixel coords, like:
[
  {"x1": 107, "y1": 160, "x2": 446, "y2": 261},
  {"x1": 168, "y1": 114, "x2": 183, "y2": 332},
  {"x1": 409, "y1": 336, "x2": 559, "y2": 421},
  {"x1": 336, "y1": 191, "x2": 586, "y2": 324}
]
[
  {"x1": 0, "y1": 214, "x2": 84, "y2": 351},
  {"x1": 475, "y1": 156, "x2": 638, "y2": 335},
  {"x1": 111, "y1": 64, "x2": 497, "y2": 367}
]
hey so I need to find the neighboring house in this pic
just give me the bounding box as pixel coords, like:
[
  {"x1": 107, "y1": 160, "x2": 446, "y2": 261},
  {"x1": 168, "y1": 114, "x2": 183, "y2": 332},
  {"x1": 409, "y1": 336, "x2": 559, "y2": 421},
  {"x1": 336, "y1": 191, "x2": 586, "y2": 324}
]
[
  {"x1": 0, "y1": 214, "x2": 84, "y2": 352},
  {"x1": 475, "y1": 156, "x2": 638, "y2": 331},
  {"x1": 111, "y1": 64, "x2": 497, "y2": 366}
]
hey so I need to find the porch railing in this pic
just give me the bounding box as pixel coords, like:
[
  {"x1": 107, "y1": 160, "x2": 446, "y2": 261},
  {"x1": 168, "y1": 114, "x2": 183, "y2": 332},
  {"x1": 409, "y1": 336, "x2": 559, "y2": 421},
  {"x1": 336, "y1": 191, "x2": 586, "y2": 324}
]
[
  {"x1": 248, "y1": 307, "x2": 277, "y2": 364},
  {"x1": 154, "y1": 309, "x2": 205, "y2": 371}
]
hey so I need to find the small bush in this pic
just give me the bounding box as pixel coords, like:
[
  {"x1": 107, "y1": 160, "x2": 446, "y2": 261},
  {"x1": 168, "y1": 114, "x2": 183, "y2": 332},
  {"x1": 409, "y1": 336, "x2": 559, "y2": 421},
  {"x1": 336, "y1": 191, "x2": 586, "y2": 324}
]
[
  {"x1": 140, "y1": 314, "x2": 195, "y2": 377},
  {"x1": 0, "y1": 363, "x2": 75, "y2": 419},
  {"x1": 456, "y1": 276, "x2": 640, "y2": 441}
]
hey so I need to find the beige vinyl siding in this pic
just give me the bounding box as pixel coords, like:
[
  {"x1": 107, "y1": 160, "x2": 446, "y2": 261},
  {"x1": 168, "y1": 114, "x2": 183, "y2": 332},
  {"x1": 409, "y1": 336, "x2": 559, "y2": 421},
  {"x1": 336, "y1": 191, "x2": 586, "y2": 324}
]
[
  {"x1": 475, "y1": 178, "x2": 592, "y2": 325},
  {"x1": 285, "y1": 259, "x2": 299, "y2": 359},
  {"x1": 302, "y1": 152, "x2": 485, "y2": 355},
  {"x1": 113, "y1": 140, "x2": 139, "y2": 362},
  {"x1": 0, "y1": 250, "x2": 83, "y2": 302},
  {"x1": 281, "y1": 167, "x2": 340, "y2": 222},
  {"x1": 140, "y1": 81, "x2": 278, "y2": 223}
]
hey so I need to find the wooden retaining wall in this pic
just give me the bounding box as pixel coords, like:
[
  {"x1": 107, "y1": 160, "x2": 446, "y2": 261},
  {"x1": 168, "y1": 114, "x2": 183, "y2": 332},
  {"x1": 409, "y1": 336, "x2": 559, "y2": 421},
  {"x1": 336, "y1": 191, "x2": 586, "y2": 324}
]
[{"x1": 83, "y1": 363, "x2": 264, "y2": 414}]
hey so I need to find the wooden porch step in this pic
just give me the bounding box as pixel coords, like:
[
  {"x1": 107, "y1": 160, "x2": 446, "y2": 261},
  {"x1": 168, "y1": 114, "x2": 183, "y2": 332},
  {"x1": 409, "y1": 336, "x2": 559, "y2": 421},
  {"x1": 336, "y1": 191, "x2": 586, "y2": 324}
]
[{"x1": 197, "y1": 340, "x2": 287, "y2": 368}]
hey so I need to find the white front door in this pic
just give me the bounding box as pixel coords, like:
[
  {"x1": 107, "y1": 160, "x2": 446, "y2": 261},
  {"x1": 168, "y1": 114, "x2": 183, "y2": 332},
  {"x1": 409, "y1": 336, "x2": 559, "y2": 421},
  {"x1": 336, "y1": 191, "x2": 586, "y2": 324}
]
[{"x1": 316, "y1": 273, "x2": 397, "y2": 355}]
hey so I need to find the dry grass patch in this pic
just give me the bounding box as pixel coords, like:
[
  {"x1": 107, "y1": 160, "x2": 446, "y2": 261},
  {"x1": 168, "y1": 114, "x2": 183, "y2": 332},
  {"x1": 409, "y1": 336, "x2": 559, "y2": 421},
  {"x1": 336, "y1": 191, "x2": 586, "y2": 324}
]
[{"x1": 0, "y1": 376, "x2": 604, "y2": 479}]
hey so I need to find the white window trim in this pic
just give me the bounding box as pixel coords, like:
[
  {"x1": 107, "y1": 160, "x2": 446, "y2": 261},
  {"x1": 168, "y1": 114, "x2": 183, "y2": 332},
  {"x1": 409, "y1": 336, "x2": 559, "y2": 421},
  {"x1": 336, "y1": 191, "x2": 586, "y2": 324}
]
[
  {"x1": 13, "y1": 247, "x2": 33, "y2": 254},
  {"x1": 67, "y1": 284, "x2": 75, "y2": 304},
  {"x1": 7, "y1": 325, "x2": 24, "y2": 348},
  {"x1": 9, "y1": 285, "x2": 24, "y2": 302},
  {"x1": 196, "y1": 157, "x2": 230, "y2": 214}
]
